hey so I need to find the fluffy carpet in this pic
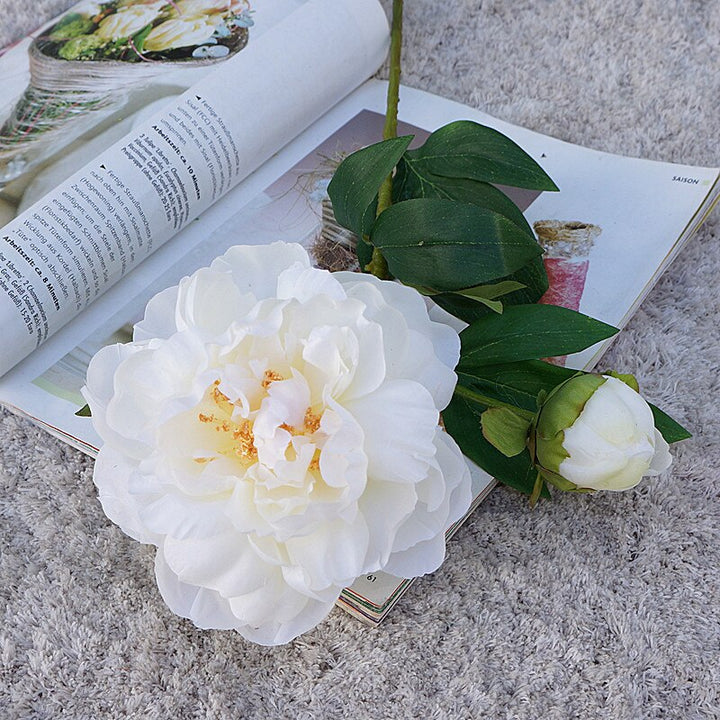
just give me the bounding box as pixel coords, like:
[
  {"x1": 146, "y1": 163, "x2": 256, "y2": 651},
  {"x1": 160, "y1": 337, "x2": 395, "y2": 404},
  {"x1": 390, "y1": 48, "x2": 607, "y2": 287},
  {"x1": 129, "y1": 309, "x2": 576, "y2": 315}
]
[{"x1": 1, "y1": 1, "x2": 719, "y2": 718}]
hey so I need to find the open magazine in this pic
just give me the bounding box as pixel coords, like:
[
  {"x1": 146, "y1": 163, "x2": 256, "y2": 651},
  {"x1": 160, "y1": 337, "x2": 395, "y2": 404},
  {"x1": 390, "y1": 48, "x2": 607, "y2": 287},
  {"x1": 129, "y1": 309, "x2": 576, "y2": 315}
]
[{"x1": 1, "y1": 0, "x2": 718, "y2": 625}]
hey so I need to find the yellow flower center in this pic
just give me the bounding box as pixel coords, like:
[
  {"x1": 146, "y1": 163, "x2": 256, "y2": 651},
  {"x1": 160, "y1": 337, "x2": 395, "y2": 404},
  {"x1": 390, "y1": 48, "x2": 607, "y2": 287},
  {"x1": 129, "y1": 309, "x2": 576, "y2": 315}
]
[{"x1": 195, "y1": 374, "x2": 323, "y2": 469}]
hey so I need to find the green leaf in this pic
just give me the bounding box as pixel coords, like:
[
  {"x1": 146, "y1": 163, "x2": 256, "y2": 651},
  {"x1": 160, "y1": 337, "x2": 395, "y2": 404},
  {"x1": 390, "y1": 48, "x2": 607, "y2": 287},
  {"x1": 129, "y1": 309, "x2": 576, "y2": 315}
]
[
  {"x1": 539, "y1": 469, "x2": 583, "y2": 492},
  {"x1": 459, "y1": 304, "x2": 618, "y2": 368},
  {"x1": 131, "y1": 23, "x2": 154, "y2": 54},
  {"x1": 471, "y1": 297, "x2": 504, "y2": 314},
  {"x1": 455, "y1": 281, "x2": 528, "y2": 311},
  {"x1": 502, "y1": 255, "x2": 550, "y2": 304},
  {"x1": 443, "y1": 393, "x2": 549, "y2": 497},
  {"x1": 457, "y1": 360, "x2": 576, "y2": 413},
  {"x1": 457, "y1": 280, "x2": 527, "y2": 300},
  {"x1": 75, "y1": 404, "x2": 91, "y2": 417},
  {"x1": 356, "y1": 235, "x2": 373, "y2": 270},
  {"x1": 479, "y1": 255, "x2": 550, "y2": 312},
  {"x1": 432, "y1": 293, "x2": 497, "y2": 324},
  {"x1": 480, "y1": 407, "x2": 531, "y2": 457},
  {"x1": 650, "y1": 404, "x2": 692, "y2": 443},
  {"x1": 370, "y1": 198, "x2": 544, "y2": 291},
  {"x1": 433, "y1": 255, "x2": 549, "y2": 324},
  {"x1": 393, "y1": 161, "x2": 535, "y2": 237},
  {"x1": 401, "y1": 120, "x2": 559, "y2": 192},
  {"x1": 327, "y1": 135, "x2": 413, "y2": 236}
]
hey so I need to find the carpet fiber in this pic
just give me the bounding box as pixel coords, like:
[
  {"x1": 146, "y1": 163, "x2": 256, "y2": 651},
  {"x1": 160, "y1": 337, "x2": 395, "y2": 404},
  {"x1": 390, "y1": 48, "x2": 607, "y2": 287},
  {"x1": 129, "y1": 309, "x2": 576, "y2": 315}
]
[{"x1": 1, "y1": 1, "x2": 719, "y2": 718}]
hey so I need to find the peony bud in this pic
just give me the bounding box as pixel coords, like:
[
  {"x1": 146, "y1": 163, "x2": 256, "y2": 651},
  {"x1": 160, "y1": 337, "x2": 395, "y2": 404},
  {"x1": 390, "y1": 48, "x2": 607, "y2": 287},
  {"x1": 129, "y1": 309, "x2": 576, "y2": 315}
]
[{"x1": 534, "y1": 374, "x2": 672, "y2": 491}]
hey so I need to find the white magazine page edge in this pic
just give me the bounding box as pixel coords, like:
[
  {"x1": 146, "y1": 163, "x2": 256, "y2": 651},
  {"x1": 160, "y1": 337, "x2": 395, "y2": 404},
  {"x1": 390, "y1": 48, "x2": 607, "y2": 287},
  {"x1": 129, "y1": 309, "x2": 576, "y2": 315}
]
[{"x1": 0, "y1": 0, "x2": 389, "y2": 374}]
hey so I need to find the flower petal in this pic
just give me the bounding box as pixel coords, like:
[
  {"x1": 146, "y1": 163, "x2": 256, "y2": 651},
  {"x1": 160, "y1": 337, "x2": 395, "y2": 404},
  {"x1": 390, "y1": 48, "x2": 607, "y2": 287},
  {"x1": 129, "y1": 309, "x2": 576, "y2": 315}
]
[
  {"x1": 338, "y1": 273, "x2": 461, "y2": 407},
  {"x1": 133, "y1": 286, "x2": 179, "y2": 342},
  {"x1": 648, "y1": 429, "x2": 672, "y2": 476},
  {"x1": 284, "y1": 517, "x2": 370, "y2": 591},
  {"x1": 139, "y1": 490, "x2": 232, "y2": 540},
  {"x1": 228, "y1": 579, "x2": 338, "y2": 646},
  {"x1": 175, "y1": 267, "x2": 254, "y2": 339},
  {"x1": 344, "y1": 379, "x2": 438, "y2": 485},
  {"x1": 211, "y1": 242, "x2": 310, "y2": 300},
  {"x1": 162, "y1": 531, "x2": 272, "y2": 598},
  {"x1": 83, "y1": 343, "x2": 151, "y2": 459},
  {"x1": 277, "y1": 263, "x2": 346, "y2": 303},
  {"x1": 156, "y1": 546, "x2": 337, "y2": 645},
  {"x1": 383, "y1": 430, "x2": 472, "y2": 577},
  {"x1": 155, "y1": 548, "x2": 239, "y2": 630},
  {"x1": 92, "y1": 445, "x2": 161, "y2": 545}
]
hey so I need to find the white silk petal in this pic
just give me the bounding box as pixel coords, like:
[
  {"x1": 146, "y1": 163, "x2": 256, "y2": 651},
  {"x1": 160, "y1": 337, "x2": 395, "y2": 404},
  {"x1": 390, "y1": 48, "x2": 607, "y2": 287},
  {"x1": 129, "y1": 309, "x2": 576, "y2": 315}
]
[
  {"x1": 649, "y1": 430, "x2": 672, "y2": 475},
  {"x1": 383, "y1": 464, "x2": 473, "y2": 578},
  {"x1": 392, "y1": 327, "x2": 458, "y2": 411},
  {"x1": 338, "y1": 272, "x2": 461, "y2": 407},
  {"x1": 104, "y1": 338, "x2": 207, "y2": 448},
  {"x1": 560, "y1": 376, "x2": 662, "y2": 490},
  {"x1": 83, "y1": 343, "x2": 150, "y2": 459},
  {"x1": 162, "y1": 532, "x2": 270, "y2": 598},
  {"x1": 339, "y1": 320, "x2": 386, "y2": 401},
  {"x1": 277, "y1": 263, "x2": 346, "y2": 303},
  {"x1": 133, "y1": 286, "x2": 180, "y2": 342},
  {"x1": 356, "y1": 479, "x2": 417, "y2": 570},
  {"x1": 139, "y1": 491, "x2": 232, "y2": 540},
  {"x1": 229, "y1": 586, "x2": 337, "y2": 646},
  {"x1": 227, "y1": 570, "x2": 309, "y2": 626},
  {"x1": 175, "y1": 267, "x2": 254, "y2": 339},
  {"x1": 427, "y1": 299, "x2": 469, "y2": 335},
  {"x1": 155, "y1": 549, "x2": 239, "y2": 630},
  {"x1": 156, "y1": 548, "x2": 337, "y2": 645},
  {"x1": 211, "y1": 242, "x2": 310, "y2": 300},
  {"x1": 317, "y1": 399, "x2": 367, "y2": 494},
  {"x1": 345, "y1": 380, "x2": 438, "y2": 484},
  {"x1": 384, "y1": 430, "x2": 472, "y2": 576},
  {"x1": 382, "y1": 533, "x2": 447, "y2": 579},
  {"x1": 284, "y1": 518, "x2": 370, "y2": 591},
  {"x1": 92, "y1": 445, "x2": 160, "y2": 545}
]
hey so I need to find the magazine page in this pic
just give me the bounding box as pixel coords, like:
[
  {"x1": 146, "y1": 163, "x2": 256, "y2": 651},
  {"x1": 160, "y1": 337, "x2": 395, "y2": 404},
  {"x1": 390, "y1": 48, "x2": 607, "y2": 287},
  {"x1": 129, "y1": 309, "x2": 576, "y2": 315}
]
[
  {"x1": 2, "y1": 78, "x2": 718, "y2": 450},
  {"x1": 0, "y1": 79, "x2": 717, "y2": 618},
  {"x1": 0, "y1": 0, "x2": 389, "y2": 375}
]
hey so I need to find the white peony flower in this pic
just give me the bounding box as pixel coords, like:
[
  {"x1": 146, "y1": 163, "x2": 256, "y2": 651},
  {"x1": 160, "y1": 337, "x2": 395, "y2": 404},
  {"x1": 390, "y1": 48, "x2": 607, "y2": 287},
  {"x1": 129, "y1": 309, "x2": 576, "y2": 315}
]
[
  {"x1": 83, "y1": 243, "x2": 473, "y2": 645},
  {"x1": 535, "y1": 374, "x2": 672, "y2": 491},
  {"x1": 96, "y1": 6, "x2": 163, "y2": 40}
]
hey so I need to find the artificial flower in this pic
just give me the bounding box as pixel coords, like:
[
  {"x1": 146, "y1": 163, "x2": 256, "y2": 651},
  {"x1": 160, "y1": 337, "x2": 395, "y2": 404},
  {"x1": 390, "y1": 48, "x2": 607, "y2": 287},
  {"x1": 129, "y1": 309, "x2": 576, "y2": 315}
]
[
  {"x1": 534, "y1": 374, "x2": 672, "y2": 491},
  {"x1": 83, "y1": 242, "x2": 473, "y2": 645}
]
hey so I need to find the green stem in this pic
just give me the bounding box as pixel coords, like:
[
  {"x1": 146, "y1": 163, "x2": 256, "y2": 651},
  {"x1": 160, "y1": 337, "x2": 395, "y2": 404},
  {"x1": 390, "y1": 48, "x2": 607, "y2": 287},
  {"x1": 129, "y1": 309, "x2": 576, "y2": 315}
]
[
  {"x1": 368, "y1": 0, "x2": 403, "y2": 281},
  {"x1": 381, "y1": 0, "x2": 403, "y2": 149},
  {"x1": 453, "y1": 384, "x2": 537, "y2": 421},
  {"x1": 365, "y1": 244, "x2": 390, "y2": 279},
  {"x1": 529, "y1": 472, "x2": 544, "y2": 508}
]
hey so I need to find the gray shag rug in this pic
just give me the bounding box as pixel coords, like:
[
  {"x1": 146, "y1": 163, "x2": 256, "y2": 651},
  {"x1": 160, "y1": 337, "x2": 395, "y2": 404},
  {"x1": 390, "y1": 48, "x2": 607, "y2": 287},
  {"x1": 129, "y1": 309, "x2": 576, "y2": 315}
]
[{"x1": 1, "y1": 1, "x2": 719, "y2": 718}]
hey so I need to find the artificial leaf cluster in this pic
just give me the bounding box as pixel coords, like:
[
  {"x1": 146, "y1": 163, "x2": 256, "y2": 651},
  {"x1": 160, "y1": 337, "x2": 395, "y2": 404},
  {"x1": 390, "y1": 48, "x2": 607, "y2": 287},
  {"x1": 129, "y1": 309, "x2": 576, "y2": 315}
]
[{"x1": 327, "y1": 120, "x2": 689, "y2": 499}]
